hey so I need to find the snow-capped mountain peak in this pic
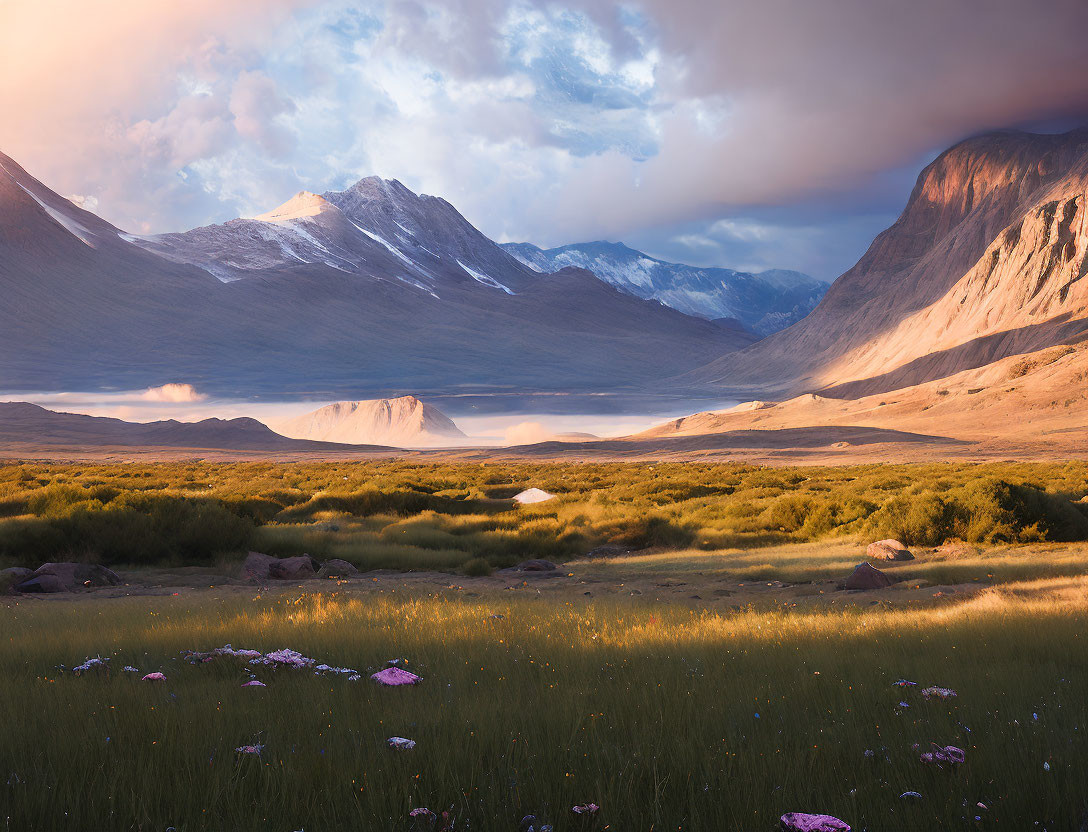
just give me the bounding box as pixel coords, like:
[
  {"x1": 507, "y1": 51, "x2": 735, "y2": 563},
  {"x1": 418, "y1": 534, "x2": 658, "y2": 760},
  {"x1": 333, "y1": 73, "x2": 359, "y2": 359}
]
[
  {"x1": 125, "y1": 176, "x2": 539, "y2": 294},
  {"x1": 502, "y1": 240, "x2": 827, "y2": 335},
  {"x1": 254, "y1": 191, "x2": 334, "y2": 223}
]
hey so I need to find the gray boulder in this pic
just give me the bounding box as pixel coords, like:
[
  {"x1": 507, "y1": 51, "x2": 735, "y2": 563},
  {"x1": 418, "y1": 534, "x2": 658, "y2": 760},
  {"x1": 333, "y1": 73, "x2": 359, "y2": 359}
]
[
  {"x1": 318, "y1": 559, "x2": 359, "y2": 578},
  {"x1": 841, "y1": 562, "x2": 894, "y2": 590},
  {"x1": 15, "y1": 573, "x2": 66, "y2": 593},
  {"x1": 32, "y1": 562, "x2": 121, "y2": 589},
  {"x1": 1, "y1": 566, "x2": 33, "y2": 584}
]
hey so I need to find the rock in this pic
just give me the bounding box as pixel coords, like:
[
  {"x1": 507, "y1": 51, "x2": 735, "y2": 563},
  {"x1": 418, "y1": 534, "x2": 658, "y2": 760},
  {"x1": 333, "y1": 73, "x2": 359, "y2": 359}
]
[
  {"x1": 32, "y1": 562, "x2": 121, "y2": 589},
  {"x1": 935, "y1": 542, "x2": 980, "y2": 557},
  {"x1": 268, "y1": 556, "x2": 319, "y2": 580},
  {"x1": 15, "y1": 574, "x2": 66, "y2": 593},
  {"x1": 585, "y1": 544, "x2": 631, "y2": 559},
  {"x1": 841, "y1": 562, "x2": 895, "y2": 590},
  {"x1": 518, "y1": 559, "x2": 558, "y2": 572},
  {"x1": 866, "y1": 539, "x2": 914, "y2": 561},
  {"x1": 1, "y1": 566, "x2": 33, "y2": 586},
  {"x1": 242, "y1": 552, "x2": 318, "y2": 581},
  {"x1": 241, "y1": 552, "x2": 278, "y2": 581},
  {"x1": 780, "y1": 813, "x2": 851, "y2": 832},
  {"x1": 513, "y1": 488, "x2": 555, "y2": 504},
  {"x1": 318, "y1": 558, "x2": 359, "y2": 578}
]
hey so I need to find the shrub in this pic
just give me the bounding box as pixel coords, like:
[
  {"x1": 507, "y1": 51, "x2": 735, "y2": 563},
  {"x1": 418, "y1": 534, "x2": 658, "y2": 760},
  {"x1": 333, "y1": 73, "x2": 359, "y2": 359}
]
[
  {"x1": 767, "y1": 496, "x2": 813, "y2": 532},
  {"x1": 462, "y1": 557, "x2": 493, "y2": 577},
  {"x1": 866, "y1": 491, "x2": 952, "y2": 545}
]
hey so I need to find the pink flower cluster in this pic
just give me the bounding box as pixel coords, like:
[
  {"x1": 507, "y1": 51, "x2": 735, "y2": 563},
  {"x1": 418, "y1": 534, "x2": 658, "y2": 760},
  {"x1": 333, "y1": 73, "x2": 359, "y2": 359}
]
[{"x1": 921, "y1": 686, "x2": 957, "y2": 700}]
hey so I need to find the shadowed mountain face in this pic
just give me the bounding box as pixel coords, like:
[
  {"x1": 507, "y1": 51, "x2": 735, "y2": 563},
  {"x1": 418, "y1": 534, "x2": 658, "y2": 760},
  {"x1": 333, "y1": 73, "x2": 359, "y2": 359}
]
[
  {"x1": 0, "y1": 402, "x2": 368, "y2": 451},
  {"x1": 0, "y1": 154, "x2": 753, "y2": 397},
  {"x1": 692, "y1": 129, "x2": 1088, "y2": 395},
  {"x1": 503, "y1": 240, "x2": 826, "y2": 335}
]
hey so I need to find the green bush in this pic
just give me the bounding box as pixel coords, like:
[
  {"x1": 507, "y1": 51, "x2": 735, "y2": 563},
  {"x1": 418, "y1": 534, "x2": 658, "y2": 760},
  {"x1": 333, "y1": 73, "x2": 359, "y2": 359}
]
[
  {"x1": 767, "y1": 495, "x2": 814, "y2": 532},
  {"x1": 0, "y1": 496, "x2": 255, "y2": 565},
  {"x1": 866, "y1": 491, "x2": 952, "y2": 545},
  {"x1": 462, "y1": 557, "x2": 493, "y2": 577}
]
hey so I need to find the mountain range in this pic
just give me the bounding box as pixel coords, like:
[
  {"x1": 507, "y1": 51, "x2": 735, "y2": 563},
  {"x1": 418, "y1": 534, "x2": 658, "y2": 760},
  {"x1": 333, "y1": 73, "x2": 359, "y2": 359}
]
[
  {"x1": 0, "y1": 402, "x2": 365, "y2": 451},
  {"x1": 502, "y1": 240, "x2": 827, "y2": 335},
  {"x1": 0, "y1": 153, "x2": 759, "y2": 397}
]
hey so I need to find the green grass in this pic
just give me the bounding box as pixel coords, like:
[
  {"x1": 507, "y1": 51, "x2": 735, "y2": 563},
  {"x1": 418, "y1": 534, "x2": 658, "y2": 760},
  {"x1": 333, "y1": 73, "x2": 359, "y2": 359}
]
[
  {"x1": 1, "y1": 583, "x2": 1086, "y2": 830},
  {"x1": 0, "y1": 460, "x2": 1086, "y2": 572}
]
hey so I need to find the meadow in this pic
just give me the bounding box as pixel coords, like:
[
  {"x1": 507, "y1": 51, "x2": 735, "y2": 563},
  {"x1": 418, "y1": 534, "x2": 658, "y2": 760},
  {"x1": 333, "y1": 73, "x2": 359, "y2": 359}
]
[
  {"x1": 0, "y1": 460, "x2": 1086, "y2": 574},
  {"x1": 1, "y1": 578, "x2": 1085, "y2": 830},
  {"x1": 2, "y1": 460, "x2": 1087, "y2": 829}
]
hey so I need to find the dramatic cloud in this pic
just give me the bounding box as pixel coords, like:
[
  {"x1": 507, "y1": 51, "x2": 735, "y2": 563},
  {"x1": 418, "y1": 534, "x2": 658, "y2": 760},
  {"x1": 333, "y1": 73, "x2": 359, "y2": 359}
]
[{"x1": 3, "y1": 0, "x2": 1088, "y2": 277}]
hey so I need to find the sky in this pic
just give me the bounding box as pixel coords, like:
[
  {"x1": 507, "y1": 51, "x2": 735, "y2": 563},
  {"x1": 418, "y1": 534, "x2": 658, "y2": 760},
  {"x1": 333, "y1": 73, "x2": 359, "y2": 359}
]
[{"x1": 3, "y1": 0, "x2": 1088, "y2": 280}]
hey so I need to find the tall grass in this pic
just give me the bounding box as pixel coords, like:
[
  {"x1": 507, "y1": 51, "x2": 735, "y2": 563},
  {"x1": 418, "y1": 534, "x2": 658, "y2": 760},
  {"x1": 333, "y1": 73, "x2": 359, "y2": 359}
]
[
  {"x1": 0, "y1": 461, "x2": 1085, "y2": 570},
  {"x1": 0, "y1": 582, "x2": 1085, "y2": 829}
]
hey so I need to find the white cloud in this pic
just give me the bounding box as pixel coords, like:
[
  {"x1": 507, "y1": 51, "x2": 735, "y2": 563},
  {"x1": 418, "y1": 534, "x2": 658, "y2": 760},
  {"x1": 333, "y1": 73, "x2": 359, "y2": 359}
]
[{"x1": 140, "y1": 383, "x2": 207, "y2": 403}]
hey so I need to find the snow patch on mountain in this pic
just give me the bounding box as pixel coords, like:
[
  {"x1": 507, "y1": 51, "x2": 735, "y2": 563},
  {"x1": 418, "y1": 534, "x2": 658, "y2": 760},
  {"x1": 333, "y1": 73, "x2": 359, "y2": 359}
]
[
  {"x1": 17, "y1": 183, "x2": 97, "y2": 248},
  {"x1": 457, "y1": 260, "x2": 515, "y2": 294}
]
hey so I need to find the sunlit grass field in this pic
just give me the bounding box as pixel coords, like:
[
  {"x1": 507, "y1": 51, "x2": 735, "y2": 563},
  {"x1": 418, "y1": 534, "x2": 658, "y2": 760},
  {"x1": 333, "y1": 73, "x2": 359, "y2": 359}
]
[
  {"x1": 2, "y1": 580, "x2": 1086, "y2": 830},
  {"x1": 573, "y1": 540, "x2": 1088, "y2": 587},
  {"x1": 1, "y1": 460, "x2": 1086, "y2": 573},
  {"x1": 2, "y1": 460, "x2": 1087, "y2": 829}
]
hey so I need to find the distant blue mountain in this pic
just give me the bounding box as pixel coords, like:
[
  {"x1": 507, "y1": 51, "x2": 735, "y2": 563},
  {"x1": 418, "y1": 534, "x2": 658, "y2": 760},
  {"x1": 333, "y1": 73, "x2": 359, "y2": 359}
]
[{"x1": 502, "y1": 240, "x2": 828, "y2": 335}]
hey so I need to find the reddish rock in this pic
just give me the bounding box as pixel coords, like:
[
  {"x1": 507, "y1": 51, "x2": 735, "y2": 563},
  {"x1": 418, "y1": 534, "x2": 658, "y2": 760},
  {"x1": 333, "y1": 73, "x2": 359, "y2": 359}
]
[
  {"x1": 866, "y1": 539, "x2": 914, "y2": 561},
  {"x1": 268, "y1": 556, "x2": 319, "y2": 580},
  {"x1": 241, "y1": 552, "x2": 278, "y2": 581}
]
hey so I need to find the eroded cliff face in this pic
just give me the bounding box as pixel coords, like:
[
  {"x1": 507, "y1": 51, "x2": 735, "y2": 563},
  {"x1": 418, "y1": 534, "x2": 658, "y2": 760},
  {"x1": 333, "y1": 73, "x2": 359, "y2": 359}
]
[
  {"x1": 696, "y1": 129, "x2": 1088, "y2": 394},
  {"x1": 276, "y1": 396, "x2": 465, "y2": 447}
]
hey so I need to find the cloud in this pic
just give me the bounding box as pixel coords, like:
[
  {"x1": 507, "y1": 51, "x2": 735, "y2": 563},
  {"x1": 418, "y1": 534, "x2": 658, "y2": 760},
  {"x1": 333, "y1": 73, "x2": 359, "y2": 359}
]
[
  {"x1": 4, "y1": 0, "x2": 1088, "y2": 275},
  {"x1": 140, "y1": 383, "x2": 207, "y2": 403},
  {"x1": 230, "y1": 70, "x2": 298, "y2": 157},
  {"x1": 503, "y1": 421, "x2": 554, "y2": 445}
]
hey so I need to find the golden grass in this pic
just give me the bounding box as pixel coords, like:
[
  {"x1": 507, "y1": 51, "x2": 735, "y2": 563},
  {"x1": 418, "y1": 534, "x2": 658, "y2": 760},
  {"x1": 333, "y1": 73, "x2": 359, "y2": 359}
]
[{"x1": 2, "y1": 576, "x2": 1086, "y2": 828}]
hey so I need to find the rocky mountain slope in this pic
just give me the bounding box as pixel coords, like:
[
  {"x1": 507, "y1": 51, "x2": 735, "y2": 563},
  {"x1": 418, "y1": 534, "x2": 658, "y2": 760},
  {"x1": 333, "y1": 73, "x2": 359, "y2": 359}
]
[
  {"x1": 0, "y1": 402, "x2": 364, "y2": 451},
  {"x1": 641, "y1": 342, "x2": 1087, "y2": 460},
  {"x1": 503, "y1": 240, "x2": 826, "y2": 335},
  {"x1": 0, "y1": 152, "x2": 753, "y2": 396},
  {"x1": 276, "y1": 396, "x2": 465, "y2": 446},
  {"x1": 690, "y1": 129, "x2": 1088, "y2": 395}
]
